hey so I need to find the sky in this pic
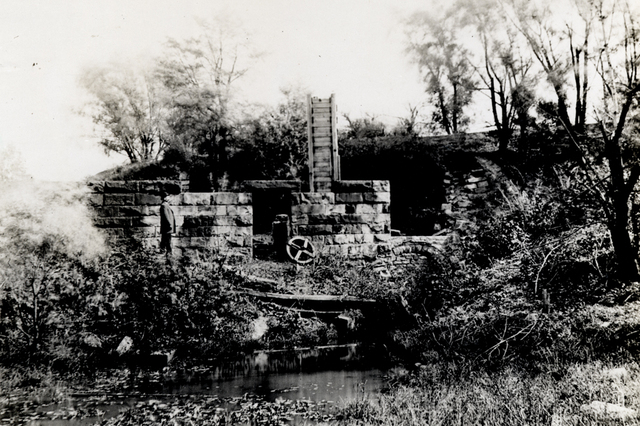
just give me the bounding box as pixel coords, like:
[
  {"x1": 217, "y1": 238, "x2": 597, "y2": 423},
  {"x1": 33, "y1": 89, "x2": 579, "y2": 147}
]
[{"x1": 1, "y1": 0, "x2": 446, "y2": 182}]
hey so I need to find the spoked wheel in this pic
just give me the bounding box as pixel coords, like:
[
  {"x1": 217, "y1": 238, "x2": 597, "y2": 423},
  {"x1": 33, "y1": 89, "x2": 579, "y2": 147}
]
[{"x1": 286, "y1": 236, "x2": 316, "y2": 264}]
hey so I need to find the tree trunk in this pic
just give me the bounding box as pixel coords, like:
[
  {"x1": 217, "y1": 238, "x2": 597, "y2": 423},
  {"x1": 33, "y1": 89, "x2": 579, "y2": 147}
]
[
  {"x1": 604, "y1": 92, "x2": 640, "y2": 281},
  {"x1": 452, "y1": 82, "x2": 458, "y2": 134},
  {"x1": 609, "y1": 214, "x2": 639, "y2": 281}
]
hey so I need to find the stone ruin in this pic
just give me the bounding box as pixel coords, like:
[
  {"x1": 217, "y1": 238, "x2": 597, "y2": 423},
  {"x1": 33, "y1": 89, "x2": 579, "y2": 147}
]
[
  {"x1": 87, "y1": 95, "x2": 493, "y2": 262},
  {"x1": 87, "y1": 94, "x2": 409, "y2": 260},
  {"x1": 87, "y1": 178, "x2": 392, "y2": 259}
]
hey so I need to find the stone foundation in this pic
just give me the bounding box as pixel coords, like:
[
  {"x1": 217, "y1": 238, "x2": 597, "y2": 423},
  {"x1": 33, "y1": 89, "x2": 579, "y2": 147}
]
[
  {"x1": 88, "y1": 180, "x2": 253, "y2": 257},
  {"x1": 290, "y1": 180, "x2": 391, "y2": 257},
  {"x1": 88, "y1": 179, "x2": 391, "y2": 259}
]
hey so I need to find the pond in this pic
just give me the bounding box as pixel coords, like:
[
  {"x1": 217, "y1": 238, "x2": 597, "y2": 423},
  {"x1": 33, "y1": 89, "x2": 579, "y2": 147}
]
[{"x1": 24, "y1": 344, "x2": 390, "y2": 425}]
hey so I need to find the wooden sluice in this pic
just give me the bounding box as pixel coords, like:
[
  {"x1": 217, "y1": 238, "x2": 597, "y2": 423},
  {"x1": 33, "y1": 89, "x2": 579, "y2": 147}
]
[{"x1": 234, "y1": 289, "x2": 379, "y2": 314}]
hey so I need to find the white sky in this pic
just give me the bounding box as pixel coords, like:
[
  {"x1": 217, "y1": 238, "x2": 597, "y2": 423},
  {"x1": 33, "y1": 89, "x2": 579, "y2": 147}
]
[{"x1": 0, "y1": 0, "x2": 447, "y2": 181}]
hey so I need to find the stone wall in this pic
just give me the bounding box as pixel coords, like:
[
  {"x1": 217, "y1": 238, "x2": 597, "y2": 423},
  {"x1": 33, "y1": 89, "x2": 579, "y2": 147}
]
[
  {"x1": 89, "y1": 179, "x2": 391, "y2": 259},
  {"x1": 440, "y1": 167, "x2": 490, "y2": 218},
  {"x1": 88, "y1": 180, "x2": 253, "y2": 257},
  {"x1": 290, "y1": 180, "x2": 391, "y2": 257}
]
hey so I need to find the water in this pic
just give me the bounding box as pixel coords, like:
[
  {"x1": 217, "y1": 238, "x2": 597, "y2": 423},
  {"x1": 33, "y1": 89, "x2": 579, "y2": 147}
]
[
  {"x1": 24, "y1": 345, "x2": 389, "y2": 425},
  {"x1": 167, "y1": 368, "x2": 385, "y2": 402}
]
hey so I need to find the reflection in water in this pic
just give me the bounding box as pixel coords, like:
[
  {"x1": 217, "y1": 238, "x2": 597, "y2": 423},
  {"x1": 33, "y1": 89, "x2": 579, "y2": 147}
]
[
  {"x1": 167, "y1": 368, "x2": 385, "y2": 402},
  {"x1": 26, "y1": 345, "x2": 388, "y2": 426}
]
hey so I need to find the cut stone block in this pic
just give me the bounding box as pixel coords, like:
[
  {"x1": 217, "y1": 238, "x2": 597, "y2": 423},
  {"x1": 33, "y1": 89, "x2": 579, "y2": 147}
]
[
  {"x1": 241, "y1": 180, "x2": 302, "y2": 190},
  {"x1": 94, "y1": 217, "x2": 133, "y2": 227},
  {"x1": 332, "y1": 180, "x2": 390, "y2": 193},
  {"x1": 234, "y1": 215, "x2": 253, "y2": 226},
  {"x1": 291, "y1": 204, "x2": 327, "y2": 215},
  {"x1": 291, "y1": 192, "x2": 335, "y2": 205},
  {"x1": 326, "y1": 204, "x2": 346, "y2": 214},
  {"x1": 308, "y1": 214, "x2": 342, "y2": 225},
  {"x1": 135, "y1": 193, "x2": 162, "y2": 205},
  {"x1": 290, "y1": 214, "x2": 309, "y2": 225},
  {"x1": 296, "y1": 224, "x2": 333, "y2": 235},
  {"x1": 333, "y1": 234, "x2": 355, "y2": 244},
  {"x1": 335, "y1": 192, "x2": 364, "y2": 203},
  {"x1": 363, "y1": 192, "x2": 391, "y2": 203},
  {"x1": 115, "y1": 206, "x2": 149, "y2": 216},
  {"x1": 87, "y1": 194, "x2": 103, "y2": 206},
  {"x1": 182, "y1": 193, "x2": 212, "y2": 205},
  {"x1": 237, "y1": 192, "x2": 252, "y2": 205},
  {"x1": 124, "y1": 227, "x2": 157, "y2": 238},
  {"x1": 355, "y1": 204, "x2": 378, "y2": 214},
  {"x1": 226, "y1": 205, "x2": 252, "y2": 216},
  {"x1": 87, "y1": 181, "x2": 104, "y2": 193},
  {"x1": 212, "y1": 192, "x2": 239, "y2": 205},
  {"x1": 374, "y1": 234, "x2": 392, "y2": 242},
  {"x1": 104, "y1": 194, "x2": 135, "y2": 206},
  {"x1": 105, "y1": 181, "x2": 138, "y2": 193},
  {"x1": 131, "y1": 216, "x2": 158, "y2": 227}
]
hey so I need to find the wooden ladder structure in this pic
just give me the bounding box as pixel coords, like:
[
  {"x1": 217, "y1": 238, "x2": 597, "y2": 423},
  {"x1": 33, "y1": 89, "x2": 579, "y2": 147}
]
[{"x1": 307, "y1": 94, "x2": 340, "y2": 192}]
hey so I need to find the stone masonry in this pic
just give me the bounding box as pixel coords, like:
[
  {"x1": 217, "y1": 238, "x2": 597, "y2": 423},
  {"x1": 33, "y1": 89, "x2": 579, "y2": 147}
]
[
  {"x1": 88, "y1": 179, "x2": 391, "y2": 259},
  {"x1": 290, "y1": 180, "x2": 391, "y2": 257},
  {"x1": 88, "y1": 180, "x2": 253, "y2": 257}
]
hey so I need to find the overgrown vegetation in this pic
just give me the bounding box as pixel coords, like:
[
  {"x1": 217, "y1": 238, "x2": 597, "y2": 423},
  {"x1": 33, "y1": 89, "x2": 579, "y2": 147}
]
[{"x1": 335, "y1": 362, "x2": 640, "y2": 425}]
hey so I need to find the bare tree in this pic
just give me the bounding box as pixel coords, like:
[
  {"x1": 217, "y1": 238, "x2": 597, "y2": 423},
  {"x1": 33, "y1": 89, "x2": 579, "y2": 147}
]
[
  {"x1": 504, "y1": 0, "x2": 594, "y2": 133},
  {"x1": 392, "y1": 103, "x2": 425, "y2": 137},
  {"x1": 456, "y1": 0, "x2": 536, "y2": 151},
  {"x1": 586, "y1": 0, "x2": 640, "y2": 280}
]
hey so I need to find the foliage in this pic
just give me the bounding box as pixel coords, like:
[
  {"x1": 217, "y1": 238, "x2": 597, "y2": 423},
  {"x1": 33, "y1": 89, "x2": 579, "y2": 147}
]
[
  {"x1": 340, "y1": 113, "x2": 387, "y2": 140},
  {"x1": 337, "y1": 361, "x2": 640, "y2": 425},
  {"x1": 90, "y1": 252, "x2": 257, "y2": 361},
  {"x1": 86, "y1": 394, "x2": 332, "y2": 426},
  {"x1": 80, "y1": 63, "x2": 168, "y2": 163},
  {"x1": 391, "y1": 158, "x2": 640, "y2": 367},
  {"x1": 0, "y1": 181, "x2": 106, "y2": 365},
  {"x1": 406, "y1": 10, "x2": 476, "y2": 135},
  {"x1": 390, "y1": 104, "x2": 427, "y2": 137},
  {"x1": 230, "y1": 86, "x2": 309, "y2": 182},
  {"x1": 154, "y1": 19, "x2": 257, "y2": 189},
  {"x1": 81, "y1": 17, "x2": 260, "y2": 191}
]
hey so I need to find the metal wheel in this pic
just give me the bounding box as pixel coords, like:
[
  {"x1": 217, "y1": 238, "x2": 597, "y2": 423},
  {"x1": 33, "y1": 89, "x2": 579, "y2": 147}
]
[{"x1": 286, "y1": 236, "x2": 316, "y2": 264}]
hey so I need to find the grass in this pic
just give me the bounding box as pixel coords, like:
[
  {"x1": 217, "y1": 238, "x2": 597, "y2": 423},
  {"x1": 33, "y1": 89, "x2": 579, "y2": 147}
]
[{"x1": 332, "y1": 360, "x2": 640, "y2": 425}]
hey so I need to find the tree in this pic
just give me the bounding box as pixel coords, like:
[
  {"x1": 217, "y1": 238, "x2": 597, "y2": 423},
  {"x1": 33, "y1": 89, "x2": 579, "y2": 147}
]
[
  {"x1": 155, "y1": 18, "x2": 260, "y2": 189},
  {"x1": 514, "y1": 0, "x2": 640, "y2": 280},
  {"x1": 504, "y1": 0, "x2": 594, "y2": 133},
  {"x1": 0, "y1": 182, "x2": 105, "y2": 360},
  {"x1": 231, "y1": 86, "x2": 309, "y2": 181},
  {"x1": 406, "y1": 11, "x2": 476, "y2": 134},
  {"x1": 588, "y1": 0, "x2": 640, "y2": 280},
  {"x1": 457, "y1": 0, "x2": 536, "y2": 151},
  {"x1": 80, "y1": 64, "x2": 168, "y2": 163},
  {"x1": 340, "y1": 113, "x2": 386, "y2": 139},
  {"x1": 391, "y1": 104, "x2": 425, "y2": 137}
]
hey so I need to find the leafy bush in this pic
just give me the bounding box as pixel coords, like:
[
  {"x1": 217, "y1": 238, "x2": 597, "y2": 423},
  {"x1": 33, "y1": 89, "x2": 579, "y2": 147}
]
[
  {"x1": 391, "y1": 162, "x2": 626, "y2": 367},
  {"x1": 0, "y1": 181, "x2": 106, "y2": 366},
  {"x1": 81, "y1": 251, "x2": 258, "y2": 366}
]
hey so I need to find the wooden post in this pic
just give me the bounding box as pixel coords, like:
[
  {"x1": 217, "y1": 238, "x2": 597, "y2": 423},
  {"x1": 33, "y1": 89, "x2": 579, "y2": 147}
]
[
  {"x1": 330, "y1": 94, "x2": 340, "y2": 181},
  {"x1": 306, "y1": 94, "x2": 315, "y2": 192}
]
